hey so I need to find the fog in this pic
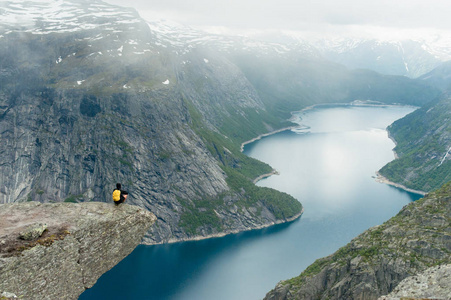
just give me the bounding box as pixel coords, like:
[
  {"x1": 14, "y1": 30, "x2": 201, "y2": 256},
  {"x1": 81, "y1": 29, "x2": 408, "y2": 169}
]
[{"x1": 104, "y1": 0, "x2": 451, "y2": 39}]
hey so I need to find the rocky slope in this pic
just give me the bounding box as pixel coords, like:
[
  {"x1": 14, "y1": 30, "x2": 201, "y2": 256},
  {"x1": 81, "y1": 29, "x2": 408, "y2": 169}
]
[
  {"x1": 378, "y1": 264, "x2": 451, "y2": 300},
  {"x1": 379, "y1": 93, "x2": 451, "y2": 193},
  {"x1": 0, "y1": 0, "x2": 439, "y2": 244},
  {"x1": 0, "y1": 201, "x2": 156, "y2": 299},
  {"x1": 264, "y1": 181, "x2": 451, "y2": 300}
]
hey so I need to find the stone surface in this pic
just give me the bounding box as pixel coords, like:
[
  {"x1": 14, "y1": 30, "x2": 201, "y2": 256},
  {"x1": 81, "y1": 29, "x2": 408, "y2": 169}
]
[
  {"x1": 264, "y1": 182, "x2": 451, "y2": 300},
  {"x1": 1, "y1": 292, "x2": 17, "y2": 299},
  {"x1": 0, "y1": 201, "x2": 156, "y2": 300},
  {"x1": 378, "y1": 264, "x2": 451, "y2": 300},
  {"x1": 18, "y1": 223, "x2": 47, "y2": 241}
]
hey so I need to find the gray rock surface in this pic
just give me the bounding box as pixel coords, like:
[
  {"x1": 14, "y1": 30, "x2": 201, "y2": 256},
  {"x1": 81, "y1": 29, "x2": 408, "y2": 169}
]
[
  {"x1": 264, "y1": 182, "x2": 451, "y2": 300},
  {"x1": 378, "y1": 264, "x2": 451, "y2": 300},
  {"x1": 18, "y1": 223, "x2": 47, "y2": 241},
  {"x1": 0, "y1": 201, "x2": 156, "y2": 300}
]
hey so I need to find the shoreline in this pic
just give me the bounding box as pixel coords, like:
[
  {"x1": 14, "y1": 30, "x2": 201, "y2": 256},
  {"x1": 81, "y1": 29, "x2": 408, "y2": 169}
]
[
  {"x1": 147, "y1": 208, "x2": 304, "y2": 246},
  {"x1": 253, "y1": 170, "x2": 280, "y2": 184},
  {"x1": 375, "y1": 172, "x2": 426, "y2": 196},
  {"x1": 379, "y1": 122, "x2": 426, "y2": 195},
  {"x1": 240, "y1": 126, "x2": 298, "y2": 152},
  {"x1": 386, "y1": 130, "x2": 400, "y2": 159},
  {"x1": 240, "y1": 101, "x2": 418, "y2": 153}
]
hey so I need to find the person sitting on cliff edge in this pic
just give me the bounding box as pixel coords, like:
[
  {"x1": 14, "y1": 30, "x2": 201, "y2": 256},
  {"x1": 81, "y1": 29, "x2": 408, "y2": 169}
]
[{"x1": 113, "y1": 183, "x2": 128, "y2": 206}]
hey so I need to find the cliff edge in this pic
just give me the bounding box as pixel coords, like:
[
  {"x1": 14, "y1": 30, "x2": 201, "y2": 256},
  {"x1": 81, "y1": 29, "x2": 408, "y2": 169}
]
[{"x1": 0, "y1": 202, "x2": 156, "y2": 299}]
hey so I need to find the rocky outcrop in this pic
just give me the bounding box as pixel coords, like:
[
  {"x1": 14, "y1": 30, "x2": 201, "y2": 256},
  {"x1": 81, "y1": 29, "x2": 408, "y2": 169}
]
[
  {"x1": 264, "y1": 181, "x2": 451, "y2": 300},
  {"x1": 378, "y1": 264, "x2": 451, "y2": 300},
  {"x1": 0, "y1": 201, "x2": 156, "y2": 300}
]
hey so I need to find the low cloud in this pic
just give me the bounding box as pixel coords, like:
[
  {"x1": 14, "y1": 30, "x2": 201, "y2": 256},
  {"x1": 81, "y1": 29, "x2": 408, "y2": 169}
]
[{"x1": 105, "y1": 0, "x2": 451, "y2": 37}]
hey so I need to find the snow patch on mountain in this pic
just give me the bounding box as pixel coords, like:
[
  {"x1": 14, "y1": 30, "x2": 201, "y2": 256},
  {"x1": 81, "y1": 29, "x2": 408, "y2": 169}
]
[{"x1": 0, "y1": 0, "x2": 141, "y2": 35}]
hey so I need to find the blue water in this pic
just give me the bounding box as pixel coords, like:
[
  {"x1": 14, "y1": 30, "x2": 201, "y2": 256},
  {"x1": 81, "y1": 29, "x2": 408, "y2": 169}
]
[{"x1": 80, "y1": 105, "x2": 422, "y2": 300}]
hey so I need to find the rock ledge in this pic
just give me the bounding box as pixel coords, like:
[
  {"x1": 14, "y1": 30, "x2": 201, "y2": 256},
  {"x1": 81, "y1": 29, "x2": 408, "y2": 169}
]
[{"x1": 0, "y1": 201, "x2": 156, "y2": 299}]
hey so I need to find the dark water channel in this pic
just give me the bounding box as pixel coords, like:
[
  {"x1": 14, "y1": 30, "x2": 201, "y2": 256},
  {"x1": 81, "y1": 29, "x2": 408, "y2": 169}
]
[{"x1": 80, "y1": 104, "x2": 422, "y2": 300}]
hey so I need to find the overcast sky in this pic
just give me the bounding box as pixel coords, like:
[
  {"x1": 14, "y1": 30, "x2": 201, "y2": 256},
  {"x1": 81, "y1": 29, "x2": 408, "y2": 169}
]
[{"x1": 105, "y1": 0, "x2": 451, "y2": 39}]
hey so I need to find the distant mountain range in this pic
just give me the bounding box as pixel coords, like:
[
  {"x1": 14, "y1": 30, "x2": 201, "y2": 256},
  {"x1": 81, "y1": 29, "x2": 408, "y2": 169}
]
[
  {"x1": 145, "y1": 19, "x2": 451, "y2": 78},
  {"x1": 312, "y1": 37, "x2": 451, "y2": 78}
]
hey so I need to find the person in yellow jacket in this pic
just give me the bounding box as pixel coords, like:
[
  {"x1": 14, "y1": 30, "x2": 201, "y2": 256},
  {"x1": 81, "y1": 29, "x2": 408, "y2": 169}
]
[{"x1": 113, "y1": 183, "x2": 128, "y2": 205}]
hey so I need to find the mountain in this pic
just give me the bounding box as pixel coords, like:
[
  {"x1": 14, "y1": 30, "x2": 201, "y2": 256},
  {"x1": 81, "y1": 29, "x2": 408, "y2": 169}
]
[
  {"x1": 146, "y1": 21, "x2": 439, "y2": 113},
  {"x1": 0, "y1": 0, "x2": 303, "y2": 244},
  {"x1": 378, "y1": 92, "x2": 451, "y2": 193},
  {"x1": 0, "y1": 0, "x2": 440, "y2": 244},
  {"x1": 264, "y1": 181, "x2": 451, "y2": 300},
  {"x1": 420, "y1": 60, "x2": 451, "y2": 91},
  {"x1": 312, "y1": 37, "x2": 451, "y2": 78}
]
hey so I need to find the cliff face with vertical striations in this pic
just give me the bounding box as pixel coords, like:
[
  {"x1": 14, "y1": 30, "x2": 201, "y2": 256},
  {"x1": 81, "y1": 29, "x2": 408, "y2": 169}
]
[{"x1": 0, "y1": 202, "x2": 156, "y2": 299}]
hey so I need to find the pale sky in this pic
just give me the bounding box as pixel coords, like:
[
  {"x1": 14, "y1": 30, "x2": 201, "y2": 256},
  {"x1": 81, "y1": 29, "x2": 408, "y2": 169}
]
[{"x1": 105, "y1": 0, "x2": 451, "y2": 39}]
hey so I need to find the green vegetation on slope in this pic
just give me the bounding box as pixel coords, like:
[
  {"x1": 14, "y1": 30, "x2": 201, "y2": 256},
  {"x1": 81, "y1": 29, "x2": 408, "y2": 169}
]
[
  {"x1": 177, "y1": 98, "x2": 303, "y2": 235},
  {"x1": 379, "y1": 94, "x2": 451, "y2": 192}
]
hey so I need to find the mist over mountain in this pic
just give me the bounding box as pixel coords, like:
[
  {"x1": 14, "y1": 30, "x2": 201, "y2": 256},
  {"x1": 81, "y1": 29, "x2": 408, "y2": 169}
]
[
  {"x1": 0, "y1": 0, "x2": 443, "y2": 245},
  {"x1": 312, "y1": 38, "x2": 446, "y2": 78},
  {"x1": 419, "y1": 60, "x2": 451, "y2": 91}
]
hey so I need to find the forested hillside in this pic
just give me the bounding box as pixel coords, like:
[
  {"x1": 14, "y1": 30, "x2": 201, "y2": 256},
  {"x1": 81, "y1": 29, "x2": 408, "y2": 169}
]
[{"x1": 379, "y1": 93, "x2": 451, "y2": 193}]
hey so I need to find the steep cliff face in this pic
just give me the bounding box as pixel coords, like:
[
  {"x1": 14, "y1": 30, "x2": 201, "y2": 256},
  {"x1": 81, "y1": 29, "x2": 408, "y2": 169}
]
[
  {"x1": 0, "y1": 201, "x2": 156, "y2": 299},
  {"x1": 264, "y1": 181, "x2": 451, "y2": 300}
]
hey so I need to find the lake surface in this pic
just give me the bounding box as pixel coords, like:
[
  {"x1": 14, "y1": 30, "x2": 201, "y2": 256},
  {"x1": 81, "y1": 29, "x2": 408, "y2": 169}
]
[{"x1": 80, "y1": 104, "x2": 422, "y2": 300}]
